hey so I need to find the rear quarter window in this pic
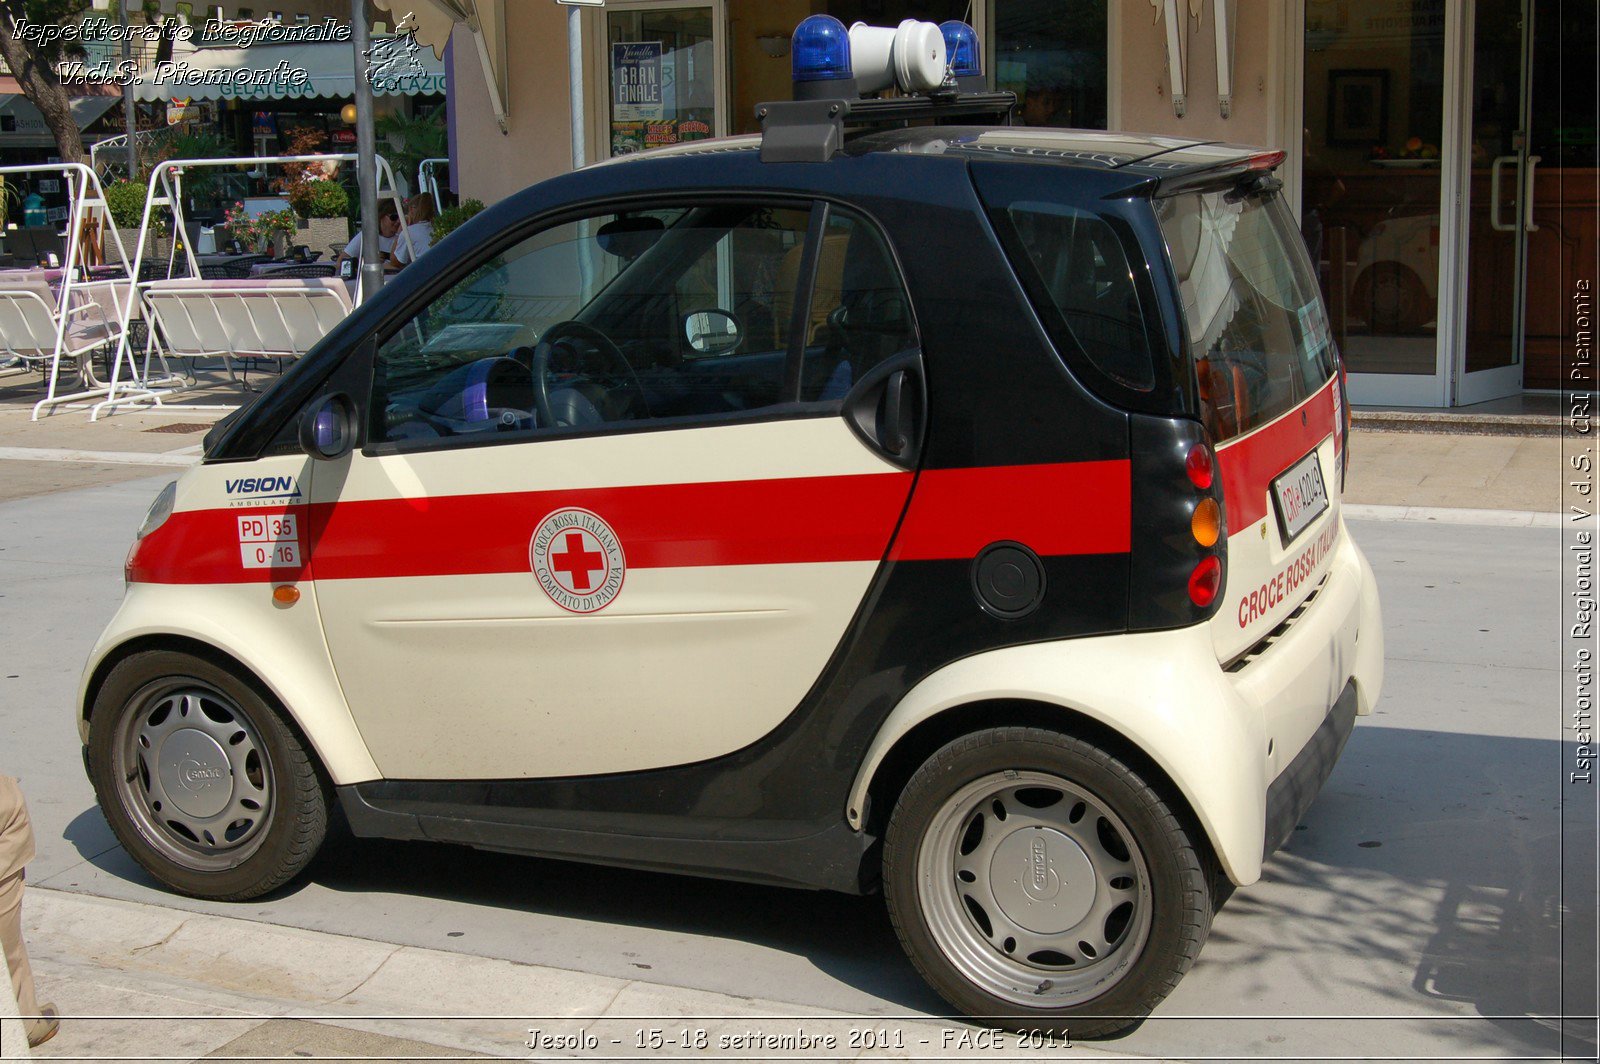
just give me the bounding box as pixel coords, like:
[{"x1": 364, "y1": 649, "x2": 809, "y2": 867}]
[{"x1": 1001, "y1": 202, "x2": 1156, "y2": 391}]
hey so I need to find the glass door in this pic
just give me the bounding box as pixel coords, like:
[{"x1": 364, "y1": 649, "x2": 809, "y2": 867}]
[
  {"x1": 1460, "y1": 0, "x2": 1599, "y2": 401},
  {"x1": 600, "y1": 1, "x2": 725, "y2": 158},
  {"x1": 1303, "y1": 0, "x2": 1453, "y2": 406}
]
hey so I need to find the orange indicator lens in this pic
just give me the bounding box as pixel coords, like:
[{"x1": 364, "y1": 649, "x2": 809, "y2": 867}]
[{"x1": 1191, "y1": 498, "x2": 1221, "y2": 547}]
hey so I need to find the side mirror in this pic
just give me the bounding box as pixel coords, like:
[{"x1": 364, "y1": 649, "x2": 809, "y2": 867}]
[
  {"x1": 299, "y1": 392, "x2": 355, "y2": 460},
  {"x1": 683, "y1": 309, "x2": 742, "y2": 356}
]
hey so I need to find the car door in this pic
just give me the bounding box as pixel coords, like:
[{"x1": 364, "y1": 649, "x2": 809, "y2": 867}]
[{"x1": 306, "y1": 199, "x2": 923, "y2": 780}]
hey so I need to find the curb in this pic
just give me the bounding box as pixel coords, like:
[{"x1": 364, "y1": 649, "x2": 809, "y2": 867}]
[
  {"x1": 23, "y1": 888, "x2": 1161, "y2": 1061},
  {"x1": 1343, "y1": 503, "x2": 1565, "y2": 528},
  {"x1": 1352, "y1": 410, "x2": 1565, "y2": 437}
]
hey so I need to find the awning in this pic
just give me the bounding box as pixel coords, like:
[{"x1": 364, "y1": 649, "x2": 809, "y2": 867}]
[
  {"x1": 373, "y1": 0, "x2": 506, "y2": 132},
  {"x1": 0, "y1": 95, "x2": 121, "y2": 145},
  {"x1": 131, "y1": 39, "x2": 446, "y2": 103}
]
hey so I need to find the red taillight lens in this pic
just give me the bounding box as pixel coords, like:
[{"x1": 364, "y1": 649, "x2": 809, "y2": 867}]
[
  {"x1": 1188, "y1": 556, "x2": 1222, "y2": 608},
  {"x1": 1185, "y1": 443, "x2": 1214, "y2": 490}
]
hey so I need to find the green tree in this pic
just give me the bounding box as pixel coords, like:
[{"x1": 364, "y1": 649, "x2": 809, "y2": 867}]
[{"x1": 0, "y1": 0, "x2": 93, "y2": 164}]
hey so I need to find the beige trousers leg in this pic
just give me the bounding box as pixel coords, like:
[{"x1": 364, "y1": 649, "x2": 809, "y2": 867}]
[{"x1": 0, "y1": 870, "x2": 37, "y2": 1022}]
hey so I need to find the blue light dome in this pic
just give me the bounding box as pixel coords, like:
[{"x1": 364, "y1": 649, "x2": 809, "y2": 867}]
[
  {"x1": 792, "y1": 14, "x2": 853, "y2": 82},
  {"x1": 939, "y1": 20, "x2": 982, "y2": 78}
]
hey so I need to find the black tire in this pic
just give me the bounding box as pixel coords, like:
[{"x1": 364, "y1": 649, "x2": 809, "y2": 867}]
[
  {"x1": 87, "y1": 649, "x2": 329, "y2": 901},
  {"x1": 882, "y1": 727, "x2": 1213, "y2": 1040}
]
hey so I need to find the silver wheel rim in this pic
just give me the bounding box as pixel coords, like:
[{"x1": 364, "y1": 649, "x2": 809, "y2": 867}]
[
  {"x1": 916, "y1": 771, "x2": 1153, "y2": 1009},
  {"x1": 112, "y1": 681, "x2": 274, "y2": 871}
]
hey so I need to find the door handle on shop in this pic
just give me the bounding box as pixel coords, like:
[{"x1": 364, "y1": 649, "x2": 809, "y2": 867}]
[
  {"x1": 1523, "y1": 155, "x2": 1541, "y2": 232},
  {"x1": 1490, "y1": 155, "x2": 1517, "y2": 232}
]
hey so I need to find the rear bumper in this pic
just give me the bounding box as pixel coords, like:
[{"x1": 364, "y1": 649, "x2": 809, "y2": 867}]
[{"x1": 1263, "y1": 679, "x2": 1358, "y2": 859}]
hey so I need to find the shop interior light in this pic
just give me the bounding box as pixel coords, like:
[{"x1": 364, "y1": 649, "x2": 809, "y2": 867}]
[
  {"x1": 939, "y1": 21, "x2": 981, "y2": 78},
  {"x1": 792, "y1": 15, "x2": 852, "y2": 82}
]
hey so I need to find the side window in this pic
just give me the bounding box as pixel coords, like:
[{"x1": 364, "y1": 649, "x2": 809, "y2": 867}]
[
  {"x1": 369, "y1": 204, "x2": 815, "y2": 446},
  {"x1": 799, "y1": 207, "x2": 917, "y2": 403},
  {"x1": 1001, "y1": 201, "x2": 1156, "y2": 391}
]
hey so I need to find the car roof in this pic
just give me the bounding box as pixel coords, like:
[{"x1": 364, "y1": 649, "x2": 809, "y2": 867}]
[{"x1": 591, "y1": 126, "x2": 1266, "y2": 181}]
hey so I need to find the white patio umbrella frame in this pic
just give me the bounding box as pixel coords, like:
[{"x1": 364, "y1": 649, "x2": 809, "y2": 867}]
[
  {"x1": 0, "y1": 162, "x2": 137, "y2": 419},
  {"x1": 95, "y1": 152, "x2": 411, "y2": 419}
]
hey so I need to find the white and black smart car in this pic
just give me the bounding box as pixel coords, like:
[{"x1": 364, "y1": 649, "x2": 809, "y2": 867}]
[{"x1": 78, "y1": 16, "x2": 1383, "y2": 1037}]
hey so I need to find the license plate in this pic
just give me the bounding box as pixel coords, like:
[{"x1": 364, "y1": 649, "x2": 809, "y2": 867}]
[{"x1": 1272, "y1": 450, "x2": 1329, "y2": 543}]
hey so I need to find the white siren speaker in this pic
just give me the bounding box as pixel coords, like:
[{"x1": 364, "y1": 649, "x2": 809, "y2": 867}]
[{"x1": 848, "y1": 19, "x2": 948, "y2": 95}]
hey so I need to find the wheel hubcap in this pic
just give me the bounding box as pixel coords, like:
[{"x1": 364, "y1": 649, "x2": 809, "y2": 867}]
[
  {"x1": 989, "y1": 826, "x2": 1096, "y2": 934},
  {"x1": 918, "y1": 771, "x2": 1153, "y2": 1008},
  {"x1": 113, "y1": 684, "x2": 274, "y2": 870}
]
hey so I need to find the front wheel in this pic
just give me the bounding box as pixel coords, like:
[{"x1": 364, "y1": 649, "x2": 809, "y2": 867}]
[
  {"x1": 883, "y1": 727, "x2": 1213, "y2": 1040},
  {"x1": 88, "y1": 649, "x2": 329, "y2": 900}
]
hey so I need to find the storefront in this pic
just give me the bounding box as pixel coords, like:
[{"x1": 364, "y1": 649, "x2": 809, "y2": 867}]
[
  {"x1": 398, "y1": 0, "x2": 1594, "y2": 405},
  {"x1": 132, "y1": 37, "x2": 446, "y2": 196}
]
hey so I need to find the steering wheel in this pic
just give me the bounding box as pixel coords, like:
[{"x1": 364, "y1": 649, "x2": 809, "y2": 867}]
[{"x1": 531, "y1": 320, "x2": 650, "y2": 429}]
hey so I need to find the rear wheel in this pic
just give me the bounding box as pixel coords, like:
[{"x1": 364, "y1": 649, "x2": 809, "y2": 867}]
[
  {"x1": 883, "y1": 727, "x2": 1212, "y2": 1039},
  {"x1": 88, "y1": 649, "x2": 328, "y2": 900}
]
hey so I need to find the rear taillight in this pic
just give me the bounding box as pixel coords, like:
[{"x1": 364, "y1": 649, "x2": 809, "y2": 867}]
[
  {"x1": 1128, "y1": 419, "x2": 1229, "y2": 630},
  {"x1": 1185, "y1": 443, "x2": 1213, "y2": 490},
  {"x1": 1188, "y1": 555, "x2": 1222, "y2": 607}
]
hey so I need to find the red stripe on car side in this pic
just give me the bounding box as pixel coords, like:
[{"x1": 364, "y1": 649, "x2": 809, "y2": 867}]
[
  {"x1": 1215, "y1": 380, "x2": 1337, "y2": 529},
  {"x1": 129, "y1": 461, "x2": 1133, "y2": 585},
  {"x1": 893, "y1": 460, "x2": 1132, "y2": 559}
]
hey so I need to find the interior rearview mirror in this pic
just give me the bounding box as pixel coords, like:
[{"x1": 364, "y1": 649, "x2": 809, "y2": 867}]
[
  {"x1": 299, "y1": 392, "x2": 354, "y2": 461},
  {"x1": 683, "y1": 309, "x2": 742, "y2": 356},
  {"x1": 596, "y1": 216, "x2": 666, "y2": 260}
]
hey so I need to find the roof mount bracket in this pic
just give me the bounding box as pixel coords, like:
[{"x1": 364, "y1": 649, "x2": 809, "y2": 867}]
[{"x1": 756, "y1": 90, "x2": 1017, "y2": 164}]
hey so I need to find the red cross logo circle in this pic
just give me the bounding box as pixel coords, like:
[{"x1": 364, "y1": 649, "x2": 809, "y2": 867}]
[{"x1": 529, "y1": 508, "x2": 626, "y2": 613}]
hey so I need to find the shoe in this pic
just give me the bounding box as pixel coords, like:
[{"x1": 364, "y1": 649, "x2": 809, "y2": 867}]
[{"x1": 26, "y1": 1002, "x2": 59, "y2": 1048}]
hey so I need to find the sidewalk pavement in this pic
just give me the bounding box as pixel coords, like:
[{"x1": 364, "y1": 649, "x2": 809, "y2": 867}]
[{"x1": 13, "y1": 888, "x2": 1160, "y2": 1063}]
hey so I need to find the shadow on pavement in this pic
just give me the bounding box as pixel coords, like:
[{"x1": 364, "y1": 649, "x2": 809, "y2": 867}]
[{"x1": 57, "y1": 725, "x2": 1595, "y2": 1055}]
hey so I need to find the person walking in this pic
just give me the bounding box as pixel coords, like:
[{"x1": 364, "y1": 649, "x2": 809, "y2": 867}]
[{"x1": 0, "y1": 776, "x2": 58, "y2": 1048}]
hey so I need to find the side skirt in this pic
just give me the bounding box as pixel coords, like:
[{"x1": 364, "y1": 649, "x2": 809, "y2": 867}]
[{"x1": 336, "y1": 784, "x2": 879, "y2": 895}]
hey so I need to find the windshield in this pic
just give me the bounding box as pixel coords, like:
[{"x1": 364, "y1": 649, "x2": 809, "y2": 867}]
[{"x1": 1156, "y1": 188, "x2": 1337, "y2": 442}]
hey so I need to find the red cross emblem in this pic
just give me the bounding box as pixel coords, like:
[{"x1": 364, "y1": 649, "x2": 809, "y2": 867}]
[
  {"x1": 550, "y1": 530, "x2": 606, "y2": 592},
  {"x1": 530, "y1": 508, "x2": 626, "y2": 613}
]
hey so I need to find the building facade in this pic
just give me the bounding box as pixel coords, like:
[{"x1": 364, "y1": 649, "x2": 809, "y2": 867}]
[{"x1": 415, "y1": 0, "x2": 1595, "y2": 407}]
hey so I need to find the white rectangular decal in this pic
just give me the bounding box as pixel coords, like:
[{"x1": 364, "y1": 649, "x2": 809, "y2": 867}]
[{"x1": 238, "y1": 513, "x2": 301, "y2": 569}]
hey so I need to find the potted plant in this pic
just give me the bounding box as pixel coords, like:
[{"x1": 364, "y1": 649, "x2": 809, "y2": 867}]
[
  {"x1": 221, "y1": 201, "x2": 262, "y2": 255},
  {"x1": 105, "y1": 179, "x2": 171, "y2": 266},
  {"x1": 287, "y1": 179, "x2": 350, "y2": 258},
  {"x1": 432, "y1": 198, "x2": 485, "y2": 243},
  {"x1": 256, "y1": 207, "x2": 297, "y2": 257}
]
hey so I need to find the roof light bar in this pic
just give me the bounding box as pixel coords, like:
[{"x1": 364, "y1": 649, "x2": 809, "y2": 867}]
[{"x1": 790, "y1": 16, "x2": 975, "y2": 100}]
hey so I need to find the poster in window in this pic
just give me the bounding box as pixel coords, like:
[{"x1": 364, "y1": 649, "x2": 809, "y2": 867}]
[{"x1": 612, "y1": 41, "x2": 665, "y2": 122}]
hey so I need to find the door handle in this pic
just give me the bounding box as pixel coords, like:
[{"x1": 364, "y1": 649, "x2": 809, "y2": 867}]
[
  {"x1": 1523, "y1": 155, "x2": 1541, "y2": 232},
  {"x1": 1490, "y1": 155, "x2": 1518, "y2": 232},
  {"x1": 842, "y1": 353, "x2": 923, "y2": 469},
  {"x1": 881, "y1": 370, "x2": 907, "y2": 456}
]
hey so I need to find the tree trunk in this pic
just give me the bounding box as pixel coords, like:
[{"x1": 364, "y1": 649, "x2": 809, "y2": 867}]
[{"x1": 0, "y1": 10, "x2": 87, "y2": 165}]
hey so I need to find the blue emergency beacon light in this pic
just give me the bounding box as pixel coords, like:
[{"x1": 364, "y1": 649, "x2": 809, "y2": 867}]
[{"x1": 761, "y1": 16, "x2": 1011, "y2": 162}]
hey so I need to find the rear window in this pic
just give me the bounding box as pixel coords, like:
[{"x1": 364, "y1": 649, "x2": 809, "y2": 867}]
[{"x1": 1156, "y1": 189, "x2": 1336, "y2": 442}]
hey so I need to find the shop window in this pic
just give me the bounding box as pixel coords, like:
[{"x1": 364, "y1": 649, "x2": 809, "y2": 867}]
[{"x1": 992, "y1": 0, "x2": 1108, "y2": 130}]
